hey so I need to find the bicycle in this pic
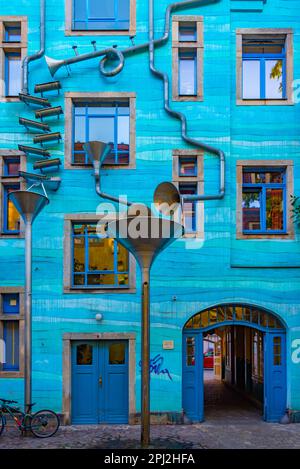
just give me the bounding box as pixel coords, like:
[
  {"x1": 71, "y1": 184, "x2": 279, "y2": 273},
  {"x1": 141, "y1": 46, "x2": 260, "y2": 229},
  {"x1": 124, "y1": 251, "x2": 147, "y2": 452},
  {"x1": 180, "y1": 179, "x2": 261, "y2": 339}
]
[{"x1": 0, "y1": 398, "x2": 60, "y2": 438}]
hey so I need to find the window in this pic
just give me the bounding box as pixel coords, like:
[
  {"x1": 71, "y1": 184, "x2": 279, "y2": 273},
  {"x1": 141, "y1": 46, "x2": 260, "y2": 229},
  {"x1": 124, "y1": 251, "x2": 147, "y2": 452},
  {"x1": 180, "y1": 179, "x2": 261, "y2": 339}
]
[
  {"x1": 172, "y1": 150, "x2": 204, "y2": 237},
  {"x1": 3, "y1": 184, "x2": 20, "y2": 234},
  {"x1": 3, "y1": 156, "x2": 20, "y2": 177},
  {"x1": 72, "y1": 223, "x2": 129, "y2": 289},
  {"x1": 65, "y1": 92, "x2": 136, "y2": 169},
  {"x1": 225, "y1": 330, "x2": 231, "y2": 369},
  {"x1": 252, "y1": 330, "x2": 263, "y2": 381},
  {"x1": 242, "y1": 167, "x2": 286, "y2": 234},
  {"x1": 0, "y1": 291, "x2": 24, "y2": 376},
  {"x1": 5, "y1": 52, "x2": 21, "y2": 97},
  {"x1": 178, "y1": 50, "x2": 197, "y2": 96},
  {"x1": 186, "y1": 337, "x2": 195, "y2": 366},
  {"x1": 0, "y1": 17, "x2": 27, "y2": 101},
  {"x1": 236, "y1": 29, "x2": 294, "y2": 105},
  {"x1": 172, "y1": 16, "x2": 203, "y2": 101},
  {"x1": 179, "y1": 183, "x2": 197, "y2": 233},
  {"x1": 3, "y1": 23, "x2": 21, "y2": 42},
  {"x1": 73, "y1": 100, "x2": 130, "y2": 165},
  {"x1": 179, "y1": 156, "x2": 197, "y2": 177},
  {"x1": 179, "y1": 22, "x2": 197, "y2": 42},
  {"x1": 236, "y1": 161, "x2": 294, "y2": 239},
  {"x1": 0, "y1": 151, "x2": 24, "y2": 236},
  {"x1": 66, "y1": 0, "x2": 136, "y2": 35}
]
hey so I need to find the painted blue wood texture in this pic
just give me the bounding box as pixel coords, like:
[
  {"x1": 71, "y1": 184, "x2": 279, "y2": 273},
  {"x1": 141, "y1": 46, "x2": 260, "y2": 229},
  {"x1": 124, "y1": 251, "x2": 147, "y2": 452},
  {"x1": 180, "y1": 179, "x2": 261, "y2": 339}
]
[{"x1": 0, "y1": 0, "x2": 299, "y2": 419}]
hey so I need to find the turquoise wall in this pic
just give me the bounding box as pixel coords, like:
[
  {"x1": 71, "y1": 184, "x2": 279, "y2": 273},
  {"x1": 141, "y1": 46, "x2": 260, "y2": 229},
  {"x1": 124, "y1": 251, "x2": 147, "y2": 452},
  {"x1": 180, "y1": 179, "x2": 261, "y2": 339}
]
[{"x1": 0, "y1": 0, "x2": 299, "y2": 416}]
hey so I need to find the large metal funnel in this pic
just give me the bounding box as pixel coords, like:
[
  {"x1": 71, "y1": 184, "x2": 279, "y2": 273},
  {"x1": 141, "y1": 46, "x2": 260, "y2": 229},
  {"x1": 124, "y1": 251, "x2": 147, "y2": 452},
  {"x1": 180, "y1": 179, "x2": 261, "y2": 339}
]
[
  {"x1": 83, "y1": 141, "x2": 111, "y2": 174},
  {"x1": 106, "y1": 215, "x2": 183, "y2": 270},
  {"x1": 153, "y1": 181, "x2": 181, "y2": 216},
  {"x1": 45, "y1": 56, "x2": 65, "y2": 77},
  {"x1": 9, "y1": 191, "x2": 49, "y2": 224},
  {"x1": 107, "y1": 214, "x2": 183, "y2": 447}
]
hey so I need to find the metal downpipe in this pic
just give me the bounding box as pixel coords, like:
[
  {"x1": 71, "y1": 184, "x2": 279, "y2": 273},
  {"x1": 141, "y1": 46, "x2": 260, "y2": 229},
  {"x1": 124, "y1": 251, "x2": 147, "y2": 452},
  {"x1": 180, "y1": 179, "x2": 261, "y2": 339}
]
[
  {"x1": 148, "y1": 0, "x2": 225, "y2": 202},
  {"x1": 22, "y1": 0, "x2": 46, "y2": 94}
]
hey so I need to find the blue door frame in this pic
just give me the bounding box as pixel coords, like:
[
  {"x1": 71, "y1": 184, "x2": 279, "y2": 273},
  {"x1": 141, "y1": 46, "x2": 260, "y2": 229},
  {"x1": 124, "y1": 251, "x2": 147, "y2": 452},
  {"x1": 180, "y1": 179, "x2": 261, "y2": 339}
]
[
  {"x1": 71, "y1": 340, "x2": 129, "y2": 424},
  {"x1": 183, "y1": 322, "x2": 286, "y2": 423}
]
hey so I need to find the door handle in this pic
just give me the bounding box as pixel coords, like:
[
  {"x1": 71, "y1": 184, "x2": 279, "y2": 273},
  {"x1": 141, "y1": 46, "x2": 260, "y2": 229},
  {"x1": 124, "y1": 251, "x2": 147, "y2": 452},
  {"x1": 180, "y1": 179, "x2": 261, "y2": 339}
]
[{"x1": 99, "y1": 376, "x2": 103, "y2": 386}]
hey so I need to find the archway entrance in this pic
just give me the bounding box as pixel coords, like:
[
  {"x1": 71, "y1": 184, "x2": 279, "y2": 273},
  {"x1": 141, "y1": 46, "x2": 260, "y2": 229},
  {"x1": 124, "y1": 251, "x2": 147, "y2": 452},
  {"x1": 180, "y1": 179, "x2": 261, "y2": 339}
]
[{"x1": 182, "y1": 304, "x2": 286, "y2": 423}]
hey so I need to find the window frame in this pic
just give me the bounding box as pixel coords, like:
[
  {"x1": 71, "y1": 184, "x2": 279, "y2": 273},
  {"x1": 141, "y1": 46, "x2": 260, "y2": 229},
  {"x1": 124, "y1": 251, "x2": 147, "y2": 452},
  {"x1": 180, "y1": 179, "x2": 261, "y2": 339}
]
[
  {"x1": 71, "y1": 222, "x2": 130, "y2": 289},
  {"x1": 64, "y1": 214, "x2": 136, "y2": 293},
  {"x1": 4, "y1": 51, "x2": 21, "y2": 97},
  {"x1": 172, "y1": 150, "x2": 204, "y2": 238},
  {"x1": 0, "y1": 288, "x2": 24, "y2": 378},
  {"x1": 236, "y1": 160, "x2": 294, "y2": 240},
  {"x1": 172, "y1": 15, "x2": 203, "y2": 102},
  {"x1": 65, "y1": 92, "x2": 136, "y2": 170},
  {"x1": 65, "y1": 0, "x2": 136, "y2": 36},
  {"x1": 0, "y1": 150, "x2": 26, "y2": 238},
  {"x1": 72, "y1": 100, "x2": 131, "y2": 166},
  {"x1": 242, "y1": 167, "x2": 287, "y2": 235},
  {"x1": 0, "y1": 16, "x2": 27, "y2": 102},
  {"x1": 236, "y1": 28, "x2": 294, "y2": 105}
]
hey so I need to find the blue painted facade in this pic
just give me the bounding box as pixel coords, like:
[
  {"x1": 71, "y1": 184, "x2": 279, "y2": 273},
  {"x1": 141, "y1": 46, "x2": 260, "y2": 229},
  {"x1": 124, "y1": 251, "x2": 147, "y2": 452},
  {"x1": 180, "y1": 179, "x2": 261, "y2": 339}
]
[{"x1": 0, "y1": 0, "x2": 300, "y2": 422}]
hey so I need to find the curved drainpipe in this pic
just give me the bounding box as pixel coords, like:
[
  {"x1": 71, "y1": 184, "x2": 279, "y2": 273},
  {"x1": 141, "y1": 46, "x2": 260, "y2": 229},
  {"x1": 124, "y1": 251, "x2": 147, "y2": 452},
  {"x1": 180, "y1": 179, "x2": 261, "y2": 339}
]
[
  {"x1": 149, "y1": 0, "x2": 225, "y2": 201},
  {"x1": 22, "y1": 0, "x2": 46, "y2": 95}
]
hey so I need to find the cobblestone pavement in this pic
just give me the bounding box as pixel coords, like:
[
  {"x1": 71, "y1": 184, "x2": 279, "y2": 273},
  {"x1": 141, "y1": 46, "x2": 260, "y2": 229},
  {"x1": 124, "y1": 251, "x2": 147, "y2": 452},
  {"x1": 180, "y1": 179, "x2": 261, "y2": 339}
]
[{"x1": 0, "y1": 374, "x2": 299, "y2": 449}]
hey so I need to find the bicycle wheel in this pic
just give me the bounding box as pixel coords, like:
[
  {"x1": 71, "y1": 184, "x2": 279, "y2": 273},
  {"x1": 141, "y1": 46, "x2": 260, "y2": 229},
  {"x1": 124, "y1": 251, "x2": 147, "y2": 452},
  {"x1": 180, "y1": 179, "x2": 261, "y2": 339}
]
[
  {"x1": 0, "y1": 414, "x2": 4, "y2": 437},
  {"x1": 30, "y1": 410, "x2": 60, "y2": 438}
]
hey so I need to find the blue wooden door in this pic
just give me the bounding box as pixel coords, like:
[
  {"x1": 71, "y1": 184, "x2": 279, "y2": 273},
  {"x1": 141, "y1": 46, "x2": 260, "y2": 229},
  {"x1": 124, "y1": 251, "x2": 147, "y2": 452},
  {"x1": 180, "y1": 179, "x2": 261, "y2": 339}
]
[
  {"x1": 182, "y1": 332, "x2": 203, "y2": 422},
  {"x1": 264, "y1": 332, "x2": 286, "y2": 422},
  {"x1": 101, "y1": 341, "x2": 129, "y2": 423},
  {"x1": 72, "y1": 341, "x2": 129, "y2": 424},
  {"x1": 72, "y1": 341, "x2": 99, "y2": 424}
]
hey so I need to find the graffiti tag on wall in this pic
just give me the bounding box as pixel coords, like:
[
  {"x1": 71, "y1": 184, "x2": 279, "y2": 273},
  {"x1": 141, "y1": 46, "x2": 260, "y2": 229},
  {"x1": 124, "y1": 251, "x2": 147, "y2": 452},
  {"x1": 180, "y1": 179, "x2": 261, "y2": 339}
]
[{"x1": 139, "y1": 354, "x2": 173, "y2": 381}]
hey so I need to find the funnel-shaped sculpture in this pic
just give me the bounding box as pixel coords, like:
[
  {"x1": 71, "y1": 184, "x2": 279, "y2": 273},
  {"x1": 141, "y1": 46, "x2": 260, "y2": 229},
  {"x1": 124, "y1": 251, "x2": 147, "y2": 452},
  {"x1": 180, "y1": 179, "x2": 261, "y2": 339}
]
[
  {"x1": 9, "y1": 190, "x2": 49, "y2": 414},
  {"x1": 9, "y1": 190, "x2": 49, "y2": 223},
  {"x1": 154, "y1": 181, "x2": 181, "y2": 216},
  {"x1": 45, "y1": 56, "x2": 65, "y2": 77},
  {"x1": 107, "y1": 214, "x2": 183, "y2": 447},
  {"x1": 84, "y1": 140, "x2": 132, "y2": 206},
  {"x1": 83, "y1": 140, "x2": 110, "y2": 176}
]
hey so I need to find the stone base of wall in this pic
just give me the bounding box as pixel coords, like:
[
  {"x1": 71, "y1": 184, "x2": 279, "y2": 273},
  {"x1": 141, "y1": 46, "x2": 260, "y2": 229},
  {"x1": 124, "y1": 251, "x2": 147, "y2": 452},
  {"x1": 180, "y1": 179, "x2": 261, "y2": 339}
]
[{"x1": 130, "y1": 412, "x2": 187, "y2": 425}]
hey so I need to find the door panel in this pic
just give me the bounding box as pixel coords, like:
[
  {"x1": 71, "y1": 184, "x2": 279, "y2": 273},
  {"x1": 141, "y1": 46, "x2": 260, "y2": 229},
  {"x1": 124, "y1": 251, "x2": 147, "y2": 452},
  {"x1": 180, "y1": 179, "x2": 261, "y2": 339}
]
[
  {"x1": 72, "y1": 340, "x2": 129, "y2": 424},
  {"x1": 72, "y1": 342, "x2": 98, "y2": 424},
  {"x1": 264, "y1": 332, "x2": 286, "y2": 422},
  {"x1": 102, "y1": 341, "x2": 129, "y2": 423},
  {"x1": 182, "y1": 333, "x2": 203, "y2": 422}
]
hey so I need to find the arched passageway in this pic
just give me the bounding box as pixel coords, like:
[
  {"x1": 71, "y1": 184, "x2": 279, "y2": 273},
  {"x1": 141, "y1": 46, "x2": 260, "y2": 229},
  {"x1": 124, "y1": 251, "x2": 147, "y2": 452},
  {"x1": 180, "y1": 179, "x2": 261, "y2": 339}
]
[{"x1": 183, "y1": 304, "x2": 286, "y2": 423}]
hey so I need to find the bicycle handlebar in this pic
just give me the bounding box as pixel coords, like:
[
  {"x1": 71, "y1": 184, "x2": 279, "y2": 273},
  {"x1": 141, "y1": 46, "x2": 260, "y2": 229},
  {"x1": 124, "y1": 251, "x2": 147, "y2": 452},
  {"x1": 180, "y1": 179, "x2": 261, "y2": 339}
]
[{"x1": 0, "y1": 398, "x2": 18, "y2": 404}]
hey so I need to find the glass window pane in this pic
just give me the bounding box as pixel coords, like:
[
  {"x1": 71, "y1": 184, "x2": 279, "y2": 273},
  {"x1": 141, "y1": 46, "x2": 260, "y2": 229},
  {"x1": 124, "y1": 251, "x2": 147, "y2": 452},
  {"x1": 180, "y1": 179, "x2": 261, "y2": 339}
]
[
  {"x1": 242, "y1": 190, "x2": 261, "y2": 231},
  {"x1": 117, "y1": 115, "x2": 129, "y2": 146},
  {"x1": 5, "y1": 24, "x2": 21, "y2": 42},
  {"x1": 179, "y1": 157, "x2": 197, "y2": 176},
  {"x1": 3, "y1": 294, "x2": 19, "y2": 314},
  {"x1": 73, "y1": 237, "x2": 85, "y2": 272},
  {"x1": 266, "y1": 189, "x2": 283, "y2": 231},
  {"x1": 179, "y1": 23, "x2": 197, "y2": 42},
  {"x1": 242, "y1": 60, "x2": 260, "y2": 99},
  {"x1": 273, "y1": 337, "x2": 282, "y2": 366},
  {"x1": 235, "y1": 306, "x2": 243, "y2": 321},
  {"x1": 109, "y1": 342, "x2": 125, "y2": 364},
  {"x1": 89, "y1": 116, "x2": 114, "y2": 145},
  {"x1": 118, "y1": 0, "x2": 130, "y2": 21},
  {"x1": 88, "y1": 237, "x2": 114, "y2": 271},
  {"x1": 5, "y1": 187, "x2": 20, "y2": 232},
  {"x1": 6, "y1": 54, "x2": 21, "y2": 96},
  {"x1": 4, "y1": 158, "x2": 20, "y2": 176},
  {"x1": 74, "y1": 0, "x2": 86, "y2": 21},
  {"x1": 3, "y1": 321, "x2": 19, "y2": 371},
  {"x1": 87, "y1": 273, "x2": 116, "y2": 286},
  {"x1": 89, "y1": 0, "x2": 115, "y2": 18},
  {"x1": 77, "y1": 344, "x2": 93, "y2": 365},
  {"x1": 265, "y1": 60, "x2": 283, "y2": 99},
  {"x1": 179, "y1": 53, "x2": 196, "y2": 95},
  {"x1": 186, "y1": 337, "x2": 195, "y2": 366}
]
